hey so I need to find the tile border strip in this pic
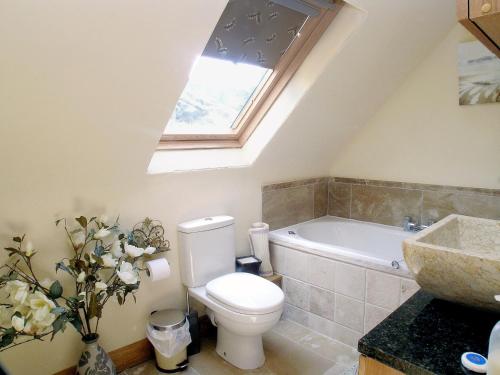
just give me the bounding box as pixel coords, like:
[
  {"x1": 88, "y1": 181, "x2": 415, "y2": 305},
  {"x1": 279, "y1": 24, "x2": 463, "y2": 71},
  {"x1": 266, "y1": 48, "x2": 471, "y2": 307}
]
[
  {"x1": 262, "y1": 177, "x2": 329, "y2": 192},
  {"x1": 330, "y1": 177, "x2": 500, "y2": 196}
]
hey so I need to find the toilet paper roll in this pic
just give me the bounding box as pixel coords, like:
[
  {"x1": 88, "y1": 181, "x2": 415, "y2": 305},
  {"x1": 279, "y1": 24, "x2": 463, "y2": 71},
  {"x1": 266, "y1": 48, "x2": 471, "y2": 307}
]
[{"x1": 146, "y1": 258, "x2": 171, "y2": 281}]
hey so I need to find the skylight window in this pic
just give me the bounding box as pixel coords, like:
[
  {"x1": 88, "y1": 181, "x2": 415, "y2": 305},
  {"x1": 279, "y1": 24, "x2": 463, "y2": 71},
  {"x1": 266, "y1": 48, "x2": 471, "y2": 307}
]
[
  {"x1": 159, "y1": 0, "x2": 343, "y2": 150},
  {"x1": 166, "y1": 57, "x2": 271, "y2": 134}
]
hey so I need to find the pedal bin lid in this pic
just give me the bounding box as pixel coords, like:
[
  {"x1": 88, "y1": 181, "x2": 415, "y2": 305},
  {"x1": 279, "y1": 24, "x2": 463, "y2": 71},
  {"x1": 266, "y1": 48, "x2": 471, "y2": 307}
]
[{"x1": 149, "y1": 309, "x2": 186, "y2": 331}]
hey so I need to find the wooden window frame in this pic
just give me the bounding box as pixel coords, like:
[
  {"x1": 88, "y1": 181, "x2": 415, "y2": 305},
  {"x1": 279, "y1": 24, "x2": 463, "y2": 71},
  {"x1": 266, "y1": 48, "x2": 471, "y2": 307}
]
[{"x1": 158, "y1": 4, "x2": 343, "y2": 151}]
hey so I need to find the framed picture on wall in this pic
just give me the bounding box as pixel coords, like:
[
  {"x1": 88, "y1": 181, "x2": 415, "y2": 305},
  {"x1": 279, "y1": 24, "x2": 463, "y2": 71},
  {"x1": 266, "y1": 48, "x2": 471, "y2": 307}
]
[{"x1": 458, "y1": 40, "x2": 500, "y2": 105}]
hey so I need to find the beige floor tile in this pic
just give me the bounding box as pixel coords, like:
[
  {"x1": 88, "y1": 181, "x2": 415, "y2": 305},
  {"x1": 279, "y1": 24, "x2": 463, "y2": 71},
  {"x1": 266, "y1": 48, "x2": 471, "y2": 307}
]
[
  {"x1": 271, "y1": 319, "x2": 312, "y2": 342},
  {"x1": 296, "y1": 332, "x2": 358, "y2": 366},
  {"x1": 262, "y1": 330, "x2": 335, "y2": 375},
  {"x1": 123, "y1": 319, "x2": 358, "y2": 375},
  {"x1": 323, "y1": 363, "x2": 358, "y2": 375},
  {"x1": 120, "y1": 360, "x2": 155, "y2": 375}
]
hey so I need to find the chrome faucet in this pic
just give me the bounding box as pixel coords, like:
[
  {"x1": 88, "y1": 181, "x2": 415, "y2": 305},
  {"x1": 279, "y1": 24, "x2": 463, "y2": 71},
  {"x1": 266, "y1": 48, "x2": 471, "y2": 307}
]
[{"x1": 403, "y1": 216, "x2": 435, "y2": 232}]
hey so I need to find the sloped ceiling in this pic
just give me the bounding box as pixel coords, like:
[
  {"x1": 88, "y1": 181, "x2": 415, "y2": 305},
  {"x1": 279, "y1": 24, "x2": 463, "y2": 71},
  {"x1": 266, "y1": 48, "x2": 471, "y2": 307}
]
[
  {"x1": 151, "y1": 0, "x2": 457, "y2": 173},
  {"x1": 253, "y1": 0, "x2": 457, "y2": 178},
  {"x1": 0, "y1": 0, "x2": 455, "y2": 186}
]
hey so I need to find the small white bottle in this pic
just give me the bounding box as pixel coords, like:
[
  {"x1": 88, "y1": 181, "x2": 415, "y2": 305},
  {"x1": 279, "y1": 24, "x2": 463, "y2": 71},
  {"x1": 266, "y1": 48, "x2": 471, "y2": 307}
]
[{"x1": 489, "y1": 322, "x2": 500, "y2": 375}]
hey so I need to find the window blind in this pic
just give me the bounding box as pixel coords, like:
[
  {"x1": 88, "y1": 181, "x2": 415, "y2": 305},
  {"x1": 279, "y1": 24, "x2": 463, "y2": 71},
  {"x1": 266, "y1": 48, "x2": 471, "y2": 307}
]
[{"x1": 202, "y1": 0, "x2": 309, "y2": 69}]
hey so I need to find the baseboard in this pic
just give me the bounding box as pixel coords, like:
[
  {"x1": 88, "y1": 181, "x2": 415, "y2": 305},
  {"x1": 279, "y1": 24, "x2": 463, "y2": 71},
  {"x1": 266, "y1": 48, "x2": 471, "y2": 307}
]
[{"x1": 53, "y1": 338, "x2": 154, "y2": 375}]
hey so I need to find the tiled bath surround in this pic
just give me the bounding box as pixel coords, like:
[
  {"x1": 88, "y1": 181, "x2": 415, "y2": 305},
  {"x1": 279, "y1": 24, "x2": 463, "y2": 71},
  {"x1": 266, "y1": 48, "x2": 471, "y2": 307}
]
[
  {"x1": 262, "y1": 177, "x2": 328, "y2": 230},
  {"x1": 262, "y1": 177, "x2": 500, "y2": 230},
  {"x1": 270, "y1": 243, "x2": 420, "y2": 348},
  {"x1": 263, "y1": 176, "x2": 499, "y2": 348},
  {"x1": 328, "y1": 177, "x2": 500, "y2": 226}
]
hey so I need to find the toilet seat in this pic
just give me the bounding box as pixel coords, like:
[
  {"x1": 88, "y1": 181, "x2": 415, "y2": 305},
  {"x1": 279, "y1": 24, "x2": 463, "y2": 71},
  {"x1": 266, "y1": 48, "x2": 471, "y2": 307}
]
[
  {"x1": 206, "y1": 273, "x2": 284, "y2": 315},
  {"x1": 188, "y1": 276, "x2": 284, "y2": 370}
]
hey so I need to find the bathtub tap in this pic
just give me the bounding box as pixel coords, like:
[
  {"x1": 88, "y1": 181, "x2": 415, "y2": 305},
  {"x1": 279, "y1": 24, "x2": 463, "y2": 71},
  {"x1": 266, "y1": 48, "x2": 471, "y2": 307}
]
[{"x1": 403, "y1": 216, "x2": 435, "y2": 232}]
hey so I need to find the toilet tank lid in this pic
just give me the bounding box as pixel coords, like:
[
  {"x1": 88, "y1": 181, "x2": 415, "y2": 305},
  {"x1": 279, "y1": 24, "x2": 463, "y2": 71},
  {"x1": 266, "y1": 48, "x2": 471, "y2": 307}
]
[{"x1": 178, "y1": 216, "x2": 234, "y2": 234}]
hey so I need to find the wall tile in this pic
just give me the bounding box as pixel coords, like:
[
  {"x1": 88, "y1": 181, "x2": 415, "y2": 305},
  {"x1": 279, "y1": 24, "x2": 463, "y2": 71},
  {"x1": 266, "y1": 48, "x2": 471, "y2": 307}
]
[
  {"x1": 366, "y1": 270, "x2": 401, "y2": 310},
  {"x1": 283, "y1": 303, "x2": 308, "y2": 326},
  {"x1": 314, "y1": 181, "x2": 328, "y2": 218},
  {"x1": 328, "y1": 181, "x2": 351, "y2": 218},
  {"x1": 264, "y1": 177, "x2": 499, "y2": 231},
  {"x1": 422, "y1": 190, "x2": 500, "y2": 222},
  {"x1": 334, "y1": 294, "x2": 364, "y2": 332},
  {"x1": 285, "y1": 249, "x2": 309, "y2": 282},
  {"x1": 364, "y1": 303, "x2": 391, "y2": 333},
  {"x1": 262, "y1": 184, "x2": 314, "y2": 230},
  {"x1": 335, "y1": 262, "x2": 366, "y2": 301},
  {"x1": 350, "y1": 184, "x2": 422, "y2": 226},
  {"x1": 400, "y1": 278, "x2": 420, "y2": 305},
  {"x1": 269, "y1": 244, "x2": 287, "y2": 275},
  {"x1": 331, "y1": 323, "x2": 363, "y2": 348},
  {"x1": 309, "y1": 286, "x2": 335, "y2": 320},
  {"x1": 307, "y1": 255, "x2": 335, "y2": 291},
  {"x1": 307, "y1": 313, "x2": 335, "y2": 338},
  {"x1": 283, "y1": 277, "x2": 310, "y2": 311}
]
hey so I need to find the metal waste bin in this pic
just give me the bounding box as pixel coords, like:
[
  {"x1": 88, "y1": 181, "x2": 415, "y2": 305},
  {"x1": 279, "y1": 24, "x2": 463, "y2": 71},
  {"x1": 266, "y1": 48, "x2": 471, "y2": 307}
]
[{"x1": 148, "y1": 310, "x2": 189, "y2": 373}]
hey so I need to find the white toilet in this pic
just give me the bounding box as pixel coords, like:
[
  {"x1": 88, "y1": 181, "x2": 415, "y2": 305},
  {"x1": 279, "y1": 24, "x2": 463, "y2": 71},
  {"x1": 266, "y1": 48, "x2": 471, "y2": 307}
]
[{"x1": 178, "y1": 216, "x2": 284, "y2": 370}]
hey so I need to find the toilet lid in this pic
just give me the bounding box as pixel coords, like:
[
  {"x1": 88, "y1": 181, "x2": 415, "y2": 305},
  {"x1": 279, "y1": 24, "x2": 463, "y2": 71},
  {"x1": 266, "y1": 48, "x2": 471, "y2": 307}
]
[{"x1": 206, "y1": 273, "x2": 284, "y2": 315}]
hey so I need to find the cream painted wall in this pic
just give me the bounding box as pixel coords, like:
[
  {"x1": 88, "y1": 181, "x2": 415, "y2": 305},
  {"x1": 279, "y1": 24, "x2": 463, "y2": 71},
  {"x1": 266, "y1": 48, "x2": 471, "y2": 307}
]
[
  {"x1": 331, "y1": 25, "x2": 500, "y2": 189},
  {"x1": 0, "y1": 0, "x2": 455, "y2": 373}
]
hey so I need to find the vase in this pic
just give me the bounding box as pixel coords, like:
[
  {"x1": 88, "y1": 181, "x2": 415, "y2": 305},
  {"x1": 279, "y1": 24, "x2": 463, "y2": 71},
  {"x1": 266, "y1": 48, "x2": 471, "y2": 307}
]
[{"x1": 77, "y1": 334, "x2": 116, "y2": 375}]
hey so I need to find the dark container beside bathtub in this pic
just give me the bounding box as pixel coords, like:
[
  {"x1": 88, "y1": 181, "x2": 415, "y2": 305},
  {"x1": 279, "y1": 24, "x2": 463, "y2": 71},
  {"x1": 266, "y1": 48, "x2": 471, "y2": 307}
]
[{"x1": 235, "y1": 256, "x2": 262, "y2": 275}]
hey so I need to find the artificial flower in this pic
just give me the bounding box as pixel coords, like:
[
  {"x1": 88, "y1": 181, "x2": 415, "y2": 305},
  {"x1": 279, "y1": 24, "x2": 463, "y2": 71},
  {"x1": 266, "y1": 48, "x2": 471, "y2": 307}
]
[
  {"x1": 11, "y1": 315, "x2": 24, "y2": 332},
  {"x1": 144, "y1": 246, "x2": 156, "y2": 255},
  {"x1": 28, "y1": 291, "x2": 56, "y2": 322},
  {"x1": 13, "y1": 304, "x2": 30, "y2": 318},
  {"x1": 101, "y1": 253, "x2": 116, "y2": 268},
  {"x1": 77, "y1": 271, "x2": 86, "y2": 283},
  {"x1": 94, "y1": 228, "x2": 111, "y2": 240},
  {"x1": 6, "y1": 280, "x2": 29, "y2": 305},
  {"x1": 22, "y1": 320, "x2": 36, "y2": 335},
  {"x1": 24, "y1": 311, "x2": 56, "y2": 335},
  {"x1": 95, "y1": 282, "x2": 107, "y2": 292},
  {"x1": 110, "y1": 240, "x2": 123, "y2": 258},
  {"x1": 124, "y1": 244, "x2": 144, "y2": 258},
  {"x1": 117, "y1": 262, "x2": 138, "y2": 285},
  {"x1": 71, "y1": 230, "x2": 86, "y2": 247},
  {"x1": 24, "y1": 241, "x2": 34, "y2": 257}
]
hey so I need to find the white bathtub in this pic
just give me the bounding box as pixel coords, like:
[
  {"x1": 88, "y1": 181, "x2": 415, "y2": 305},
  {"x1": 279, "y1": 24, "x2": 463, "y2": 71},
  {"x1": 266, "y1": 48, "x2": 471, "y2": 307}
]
[
  {"x1": 269, "y1": 216, "x2": 413, "y2": 277},
  {"x1": 269, "y1": 216, "x2": 419, "y2": 347}
]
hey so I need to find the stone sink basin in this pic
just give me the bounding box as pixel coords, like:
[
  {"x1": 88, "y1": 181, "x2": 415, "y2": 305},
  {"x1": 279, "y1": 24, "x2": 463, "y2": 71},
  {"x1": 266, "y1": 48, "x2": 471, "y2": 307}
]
[{"x1": 403, "y1": 214, "x2": 500, "y2": 312}]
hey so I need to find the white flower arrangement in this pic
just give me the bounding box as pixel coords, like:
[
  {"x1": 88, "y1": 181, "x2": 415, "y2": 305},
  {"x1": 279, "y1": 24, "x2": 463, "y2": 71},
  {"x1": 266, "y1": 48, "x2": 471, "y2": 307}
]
[{"x1": 0, "y1": 216, "x2": 168, "y2": 350}]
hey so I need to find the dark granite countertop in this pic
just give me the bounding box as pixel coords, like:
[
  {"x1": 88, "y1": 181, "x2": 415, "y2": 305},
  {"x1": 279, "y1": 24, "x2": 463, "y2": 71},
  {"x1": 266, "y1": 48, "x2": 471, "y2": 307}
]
[{"x1": 358, "y1": 291, "x2": 500, "y2": 375}]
